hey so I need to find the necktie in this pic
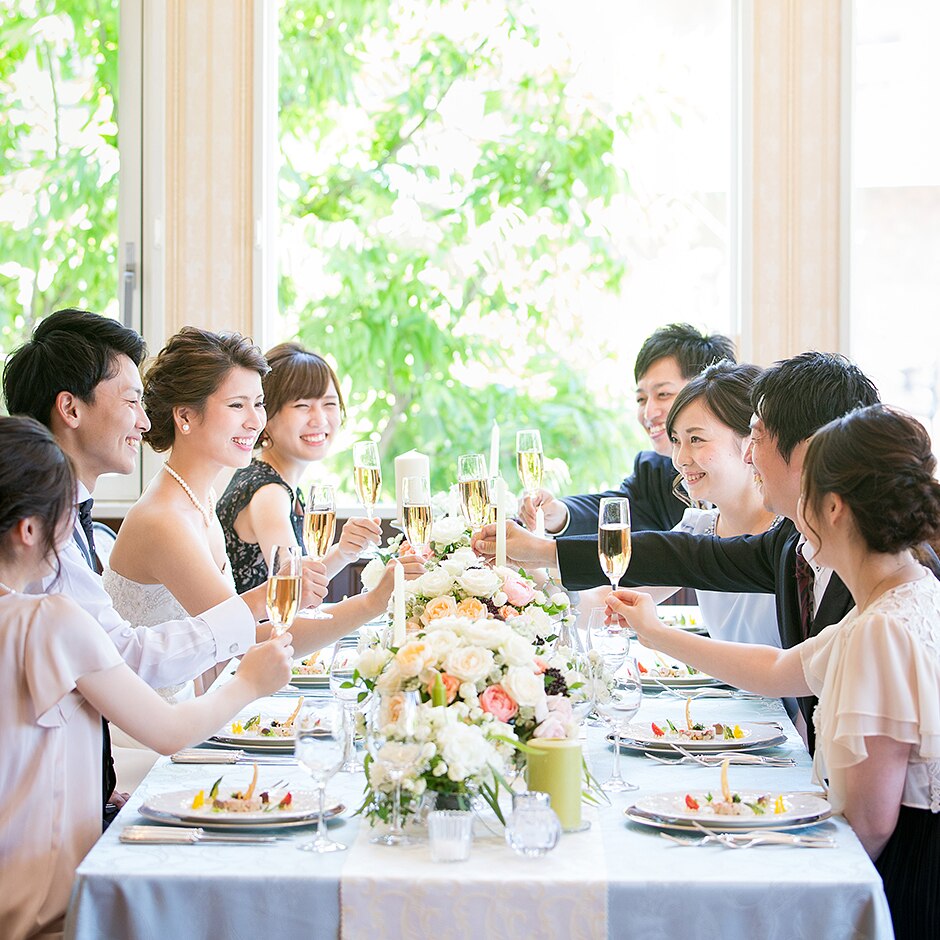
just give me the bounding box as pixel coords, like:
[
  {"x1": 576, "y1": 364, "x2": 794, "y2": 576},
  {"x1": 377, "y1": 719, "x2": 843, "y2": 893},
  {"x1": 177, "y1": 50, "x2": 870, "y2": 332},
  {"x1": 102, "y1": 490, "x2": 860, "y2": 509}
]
[
  {"x1": 794, "y1": 550, "x2": 816, "y2": 640},
  {"x1": 75, "y1": 498, "x2": 116, "y2": 823},
  {"x1": 77, "y1": 498, "x2": 102, "y2": 574}
]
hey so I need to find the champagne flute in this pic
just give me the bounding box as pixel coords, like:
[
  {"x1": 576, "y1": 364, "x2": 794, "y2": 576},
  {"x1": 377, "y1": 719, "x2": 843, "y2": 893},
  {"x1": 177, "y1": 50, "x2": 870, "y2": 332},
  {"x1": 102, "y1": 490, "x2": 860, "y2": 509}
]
[
  {"x1": 456, "y1": 454, "x2": 490, "y2": 529},
  {"x1": 594, "y1": 658, "x2": 642, "y2": 793},
  {"x1": 598, "y1": 497, "x2": 631, "y2": 591},
  {"x1": 302, "y1": 483, "x2": 336, "y2": 620},
  {"x1": 353, "y1": 441, "x2": 382, "y2": 520},
  {"x1": 265, "y1": 544, "x2": 302, "y2": 636},
  {"x1": 516, "y1": 428, "x2": 544, "y2": 509},
  {"x1": 330, "y1": 640, "x2": 372, "y2": 773},
  {"x1": 366, "y1": 690, "x2": 423, "y2": 846},
  {"x1": 402, "y1": 475, "x2": 432, "y2": 552},
  {"x1": 295, "y1": 699, "x2": 346, "y2": 853}
]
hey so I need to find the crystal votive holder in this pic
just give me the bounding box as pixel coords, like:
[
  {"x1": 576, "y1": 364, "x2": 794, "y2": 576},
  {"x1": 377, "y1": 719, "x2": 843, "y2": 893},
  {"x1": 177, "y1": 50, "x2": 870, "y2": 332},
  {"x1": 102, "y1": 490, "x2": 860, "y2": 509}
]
[{"x1": 427, "y1": 810, "x2": 473, "y2": 862}]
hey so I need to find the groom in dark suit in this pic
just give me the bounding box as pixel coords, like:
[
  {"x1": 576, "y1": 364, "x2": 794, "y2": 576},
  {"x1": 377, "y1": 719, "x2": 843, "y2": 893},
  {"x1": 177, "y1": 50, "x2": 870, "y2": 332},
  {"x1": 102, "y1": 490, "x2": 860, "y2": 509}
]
[
  {"x1": 518, "y1": 323, "x2": 736, "y2": 535},
  {"x1": 477, "y1": 352, "x2": 914, "y2": 750}
]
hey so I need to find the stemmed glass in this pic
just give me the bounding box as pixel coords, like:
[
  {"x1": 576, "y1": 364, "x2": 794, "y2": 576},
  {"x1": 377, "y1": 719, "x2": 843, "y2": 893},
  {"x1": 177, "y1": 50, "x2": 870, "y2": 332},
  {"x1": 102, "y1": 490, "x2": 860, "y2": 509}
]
[
  {"x1": 295, "y1": 698, "x2": 346, "y2": 853},
  {"x1": 598, "y1": 497, "x2": 631, "y2": 591},
  {"x1": 587, "y1": 607, "x2": 630, "y2": 674},
  {"x1": 330, "y1": 639, "x2": 373, "y2": 773},
  {"x1": 367, "y1": 690, "x2": 423, "y2": 846},
  {"x1": 568, "y1": 651, "x2": 596, "y2": 726},
  {"x1": 516, "y1": 429, "x2": 544, "y2": 534},
  {"x1": 265, "y1": 544, "x2": 302, "y2": 636},
  {"x1": 594, "y1": 658, "x2": 642, "y2": 793},
  {"x1": 353, "y1": 441, "x2": 382, "y2": 520},
  {"x1": 302, "y1": 483, "x2": 336, "y2": 620},
  {"x1": 456, "y1": 454, "x2": 490, "y2": 528},
  {"x1": 402, "y1": 475, "x2": 432, "y2": 553}
]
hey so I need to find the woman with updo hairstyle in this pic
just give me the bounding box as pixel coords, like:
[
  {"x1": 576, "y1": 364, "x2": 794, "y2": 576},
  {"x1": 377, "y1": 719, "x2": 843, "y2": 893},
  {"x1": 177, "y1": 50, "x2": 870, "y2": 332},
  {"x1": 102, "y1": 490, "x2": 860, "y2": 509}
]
[
  {"x1": 0, "y1": 415, "x2": 292, "y2": 940},
  {"x1": 217, "y1": 342, "x2": 383, "y2": 594},
  {"x1": 607, "y1": 404, "x2": 940, "y2": 939}
]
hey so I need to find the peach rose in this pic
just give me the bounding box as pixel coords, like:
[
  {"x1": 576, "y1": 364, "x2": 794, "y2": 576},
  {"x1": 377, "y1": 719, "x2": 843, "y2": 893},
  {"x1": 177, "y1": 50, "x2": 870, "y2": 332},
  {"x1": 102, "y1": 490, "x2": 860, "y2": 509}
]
[
  {"x1": 395, "y1": 640, "x2": 434, "y2": 678},
  {"x1": 425, "y1": 672, "x2": 460, "y2": 705},
  {"x1": 421, "y1": 595, "x2": 458, "y2": 624},
  {"x1": 534, "y1": 656, "x2": 549, "y2": 674},
  {"x1": 479, "y1": 684, "x2": 519, "y2": 722},
  {"x1": 456, "y1": 597, "x2": 487, "y2": 620},
  {"x1": 497, "y1": 604, "x2": 520, "y2": 621},
  {"x1": 502, "y1": 575, "x2": 536, "y2": 607}
]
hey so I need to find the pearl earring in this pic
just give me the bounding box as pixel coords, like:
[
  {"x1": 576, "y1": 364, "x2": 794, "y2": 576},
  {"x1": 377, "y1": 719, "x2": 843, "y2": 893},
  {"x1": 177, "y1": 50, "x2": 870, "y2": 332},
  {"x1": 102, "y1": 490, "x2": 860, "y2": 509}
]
[{"x1": 181, "y1": 423, "x2": 190, "y2": 432}]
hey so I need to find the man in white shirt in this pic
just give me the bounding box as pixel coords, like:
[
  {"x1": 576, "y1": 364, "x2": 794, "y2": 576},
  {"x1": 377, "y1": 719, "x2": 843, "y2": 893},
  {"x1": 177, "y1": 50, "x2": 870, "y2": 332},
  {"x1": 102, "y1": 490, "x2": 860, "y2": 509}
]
[{"x1": 2, "y1": 309, "x2": 329, "y2": 818}]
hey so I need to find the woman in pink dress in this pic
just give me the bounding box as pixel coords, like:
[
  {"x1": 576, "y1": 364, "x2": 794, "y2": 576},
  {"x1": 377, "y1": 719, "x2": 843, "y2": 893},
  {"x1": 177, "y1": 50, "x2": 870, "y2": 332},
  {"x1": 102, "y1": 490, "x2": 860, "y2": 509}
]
[{"x1": 0, "y1": 416, "x2": 292, "y2": 940}]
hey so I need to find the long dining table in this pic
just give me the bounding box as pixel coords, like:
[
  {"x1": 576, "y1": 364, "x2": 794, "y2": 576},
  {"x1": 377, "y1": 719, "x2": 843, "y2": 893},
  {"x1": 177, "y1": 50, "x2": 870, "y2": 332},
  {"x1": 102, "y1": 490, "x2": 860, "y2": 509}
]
[{"x1": 65, "y1": 662, "x2": 893, "y2": 940}]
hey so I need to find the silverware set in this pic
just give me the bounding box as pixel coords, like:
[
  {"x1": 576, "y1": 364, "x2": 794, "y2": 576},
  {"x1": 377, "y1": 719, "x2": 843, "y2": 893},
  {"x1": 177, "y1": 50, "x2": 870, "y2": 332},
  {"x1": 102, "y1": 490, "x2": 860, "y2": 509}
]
[
  {"x1": 645, "y1": 742, "x2": 795, "y2": 767},
  {"x1": 659, "y1": 819, "x2": 835, "y2": 849},
  {"x1": 120, "y1": 825, "x2": 283, "y2": 846},
  {"x1": 645, "y1": 678, "x2": 764, "y2": 701},
  {"x1": 171, "y1": 749, "x2": 298, "y2": 766}
]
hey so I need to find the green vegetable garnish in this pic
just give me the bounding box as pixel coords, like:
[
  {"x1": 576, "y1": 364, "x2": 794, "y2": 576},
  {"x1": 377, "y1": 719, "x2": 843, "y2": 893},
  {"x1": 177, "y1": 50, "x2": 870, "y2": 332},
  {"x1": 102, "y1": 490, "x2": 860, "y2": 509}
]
[
  {"x1": 209, "y1": 775, "x2": 223, "y2": 800},
  {"x1": 666, "y1": 718, "x2": 679, "y2": 733},
  {"x1": 244, "y1": 715, "x2": 261, "y2": 730}
]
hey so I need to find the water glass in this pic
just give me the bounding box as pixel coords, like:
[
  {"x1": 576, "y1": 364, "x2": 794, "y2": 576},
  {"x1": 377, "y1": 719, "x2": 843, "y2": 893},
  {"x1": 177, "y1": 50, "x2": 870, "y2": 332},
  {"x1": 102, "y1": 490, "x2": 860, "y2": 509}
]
[
  {"x1": 505, "y1": 791, "x2": 562, "y2": 858},
  {"x1": 587, "y1": 607, "x2": 629, "y2": 672},
  {"x1": 330, "y1": 640, "x2": 372, "y2": 772},
  {"x1": 428, "y1": 810, "x2": 473, "y2": 862},
  {"x1": 295, "y1": 700, "x2": 345, "y2": 853},
  {"x1": 595, "y1": 658, "x2": 643, "y2": 793}
]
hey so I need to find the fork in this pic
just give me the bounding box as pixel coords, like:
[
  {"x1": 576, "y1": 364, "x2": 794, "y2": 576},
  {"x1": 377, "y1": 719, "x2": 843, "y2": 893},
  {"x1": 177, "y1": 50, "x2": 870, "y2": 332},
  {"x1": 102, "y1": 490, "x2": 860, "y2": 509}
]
[{"x1": 688, "y1": 819, "x2": 834, "y2": 848}]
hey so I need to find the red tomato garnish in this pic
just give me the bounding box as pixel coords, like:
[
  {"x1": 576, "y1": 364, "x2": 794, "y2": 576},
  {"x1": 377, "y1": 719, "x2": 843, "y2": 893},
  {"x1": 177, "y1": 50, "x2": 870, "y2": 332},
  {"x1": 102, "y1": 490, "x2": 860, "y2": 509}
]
[
  {"x1": 651, "y1": 722, "x2": 665, "y2": 737},
  {"x1": 637, "y1": 661, "x2": 648, "y2": 674},
  {"x1": 278, "y1": 792, "x2": 292, "y2": 809},
  {"x1": 685, "y1": 794, "x2": 700, "y2": 810}
]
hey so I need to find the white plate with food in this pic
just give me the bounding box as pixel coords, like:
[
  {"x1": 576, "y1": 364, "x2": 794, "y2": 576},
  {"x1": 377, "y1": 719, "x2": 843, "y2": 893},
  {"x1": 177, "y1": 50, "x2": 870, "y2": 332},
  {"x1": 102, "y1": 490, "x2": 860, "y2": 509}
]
[
  {"x1": 629, "y1": 790, "x2": 831, "y2": 830},
  {"x1": 623, "y1": 809, "x2": 832, "y2": 835},
  {"x1": 619, "y1": 717, "x2": 786, "y2": 752},
  {"x1": 208, "y1": 697, "x2": 325, "y2": 751},
  {"x1": 656, "y1": 605, "x2": 707, "y2": 634},
  {"x1": 139, "y1": 793, "x2": 344, "y2": 830},
  {"x1": 638, "y1": 660, "x2": 721, "y2": 688}
]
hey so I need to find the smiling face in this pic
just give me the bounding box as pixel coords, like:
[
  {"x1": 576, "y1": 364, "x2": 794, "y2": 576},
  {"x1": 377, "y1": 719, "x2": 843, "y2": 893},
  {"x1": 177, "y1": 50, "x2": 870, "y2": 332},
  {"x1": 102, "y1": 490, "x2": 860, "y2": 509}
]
[
  {"x1": 185, "y1": 366, "x2": 266, "y2": 469},
  {"x1": 262, "y1": 381, "x2": 342, "y2": 466},
  {"x1": 68, "y1": 353, "x2": 149, "y2": 486},
  {"x1": 669, "y1": 399, "x2": 753, "y2": 509},
  {"x1": 744, "y1": 414, "x2": 806, "y2": 520},
  {"x1": 636, "y1": 356, "x2": 688, "y2": 456}
]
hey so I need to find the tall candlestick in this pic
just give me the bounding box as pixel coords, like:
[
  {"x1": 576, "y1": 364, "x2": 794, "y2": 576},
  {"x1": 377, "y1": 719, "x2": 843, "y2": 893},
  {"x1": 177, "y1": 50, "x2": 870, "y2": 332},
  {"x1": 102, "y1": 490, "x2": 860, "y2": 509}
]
[
  {"x1": 535, "y1": 506, "x2": 545, "y2": 538},
  {"x1": 489, "y1": 421, "x2": 500, "y2": 479},
  {"x1": 394, "y1": 450, "x2": 429, "y2": 523},
  {"x1": 393, "y1": 561, "x2": 406, "y2": 647},
  {"x1": 496, "y1": 477, "x2": 507, "y2": 567}
]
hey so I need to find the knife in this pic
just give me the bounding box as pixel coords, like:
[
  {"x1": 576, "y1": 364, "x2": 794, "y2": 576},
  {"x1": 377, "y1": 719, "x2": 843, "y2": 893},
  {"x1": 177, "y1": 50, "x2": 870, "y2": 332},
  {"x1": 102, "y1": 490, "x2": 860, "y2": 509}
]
[{"x1": 121, "y1": 825, "x2": 280, "y2": 845}]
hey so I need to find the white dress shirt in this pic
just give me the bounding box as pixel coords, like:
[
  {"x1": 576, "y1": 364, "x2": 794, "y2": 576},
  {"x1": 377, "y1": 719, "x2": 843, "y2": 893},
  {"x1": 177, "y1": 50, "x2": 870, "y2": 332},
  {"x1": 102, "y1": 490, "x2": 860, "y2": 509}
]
[
  {"x1": 27, "y1": 484, "x2": 256, "y2": 689},
  {"x1": 797, "y1": 536, "x2": 833, "y2": 615}
]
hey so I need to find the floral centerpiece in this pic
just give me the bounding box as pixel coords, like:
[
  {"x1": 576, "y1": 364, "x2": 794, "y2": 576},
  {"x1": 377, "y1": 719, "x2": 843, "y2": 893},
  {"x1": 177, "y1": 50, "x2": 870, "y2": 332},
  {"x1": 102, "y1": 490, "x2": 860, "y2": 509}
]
[{"x1": 356, "y1": 515, "x2": 607, "y2": 827}]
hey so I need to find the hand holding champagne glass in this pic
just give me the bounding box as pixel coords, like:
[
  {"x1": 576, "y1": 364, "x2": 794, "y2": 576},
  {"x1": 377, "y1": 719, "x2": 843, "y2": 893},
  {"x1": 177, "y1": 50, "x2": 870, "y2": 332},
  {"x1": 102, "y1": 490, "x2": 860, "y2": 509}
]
[
  {"x1": 265, "y1": 544, "x2": 302, "y2": 636},
  {"x1": 353, "y1": 441, "x2": 382, "y2": 520},
  {"x1": 457, "y1": 454, "x2": 490, "y2": 529},
  {"x1": 598, "y1": 497, "x2": 631, "y2": 591},
  {"x1": 516, "y1": 429, "x2": 545, "y2": 536},
  {"x1": 302, "y1": 484, "x2": 336, "y2": 620},
  {"x1": 402, "y1": 475, "x2": 432, "y2": 552}
]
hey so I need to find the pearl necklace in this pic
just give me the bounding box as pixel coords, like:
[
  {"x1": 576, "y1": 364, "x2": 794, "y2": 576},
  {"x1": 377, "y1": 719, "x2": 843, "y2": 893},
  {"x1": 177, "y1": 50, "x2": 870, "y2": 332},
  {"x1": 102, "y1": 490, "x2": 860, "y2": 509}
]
[
  {"x1": 0, "y1": 580, "x2": 16, "y2": 596},
  {"x1": 163, "y1": 463, "x2": 215, "y2": 528}
]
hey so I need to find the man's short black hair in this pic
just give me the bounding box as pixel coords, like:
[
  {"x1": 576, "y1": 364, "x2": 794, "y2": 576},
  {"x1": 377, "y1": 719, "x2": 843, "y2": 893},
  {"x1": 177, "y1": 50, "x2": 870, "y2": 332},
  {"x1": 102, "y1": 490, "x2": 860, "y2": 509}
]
[
  {"x1": 633, "y1": 323, "x2": 736, "y2": 383},
  {"x1": 752, "y1": 351, "x2": 880, "y2": 462},
  {"x1": 2, "y1": 308, "x2": 147, "y2": 428}
]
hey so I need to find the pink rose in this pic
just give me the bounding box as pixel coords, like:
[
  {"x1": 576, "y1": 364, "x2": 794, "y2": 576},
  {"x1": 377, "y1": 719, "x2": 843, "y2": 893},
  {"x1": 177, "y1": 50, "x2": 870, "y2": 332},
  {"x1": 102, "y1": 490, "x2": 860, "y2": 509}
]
[
  {"x1": 546, "y1": 694, "x2": 573, "y2": 723},
  {"x1": 501, "y1": 575, "x2": 536, "y2": 607},
  {"x1": 533, "y1": 714, "x2": 569, "y2": 739},
  {"x1": 480, "y1": 684, "x2": 519, "y2": 722},
  {"x1": 534, "y1": 657, "x2": 549, "y2": 675}
]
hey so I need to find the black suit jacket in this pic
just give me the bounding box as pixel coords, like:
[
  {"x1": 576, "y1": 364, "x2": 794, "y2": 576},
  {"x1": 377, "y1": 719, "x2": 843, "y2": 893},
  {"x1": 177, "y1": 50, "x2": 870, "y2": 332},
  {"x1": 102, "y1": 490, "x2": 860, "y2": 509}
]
[
  {"x1": 555, "y1": 519, "x2": 854, "y2": 749},
  {"x1": 561, "y1": 451, "x2": 686, "y2": 536}
]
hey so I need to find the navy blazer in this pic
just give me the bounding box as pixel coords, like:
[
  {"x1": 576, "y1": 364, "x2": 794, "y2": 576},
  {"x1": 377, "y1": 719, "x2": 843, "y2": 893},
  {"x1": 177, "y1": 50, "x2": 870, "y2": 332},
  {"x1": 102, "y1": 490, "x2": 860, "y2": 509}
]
[
  {"x1": 555, "y1": 519, "x2": 854, "y2": 750},
  {"x1": 561, "y1": 451, "x2": 687, "y2": 536}
]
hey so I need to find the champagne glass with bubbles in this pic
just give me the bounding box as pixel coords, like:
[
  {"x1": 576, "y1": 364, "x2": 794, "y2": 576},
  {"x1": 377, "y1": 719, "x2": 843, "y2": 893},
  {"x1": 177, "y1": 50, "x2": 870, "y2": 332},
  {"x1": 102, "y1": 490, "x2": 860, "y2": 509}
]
[
  {"x1": 302, "y1": 484, "x2": 336, "y2": 620},
  {"x1": 265, "y1": 544, "x2": 302, "y2": 636},
  {"x1": 598, "y1": 497, "x2": 631, "y2": 591},
  {"x1": 457, "y1": 454, "x2": 490, "y2": 529},
  {"x1": 353, "y1": 441, "x2": 382, "y2": 520},
  {"x1": 516, "y1": 429, "x2": 544, "y2": 533},
  {"x1": 402, "y1": 475, "x2": 432, "y2": 553}
]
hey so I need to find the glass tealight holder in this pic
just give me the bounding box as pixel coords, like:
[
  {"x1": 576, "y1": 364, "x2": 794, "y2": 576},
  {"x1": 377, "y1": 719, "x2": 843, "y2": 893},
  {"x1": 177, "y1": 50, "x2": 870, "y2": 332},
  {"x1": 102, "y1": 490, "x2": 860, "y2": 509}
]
[
  {"x1": 427, "y1": 810, "x2": 473, "y2": 862},
  {"x1": 505, "y1": 791, "x2": 562, "y2": 858}
]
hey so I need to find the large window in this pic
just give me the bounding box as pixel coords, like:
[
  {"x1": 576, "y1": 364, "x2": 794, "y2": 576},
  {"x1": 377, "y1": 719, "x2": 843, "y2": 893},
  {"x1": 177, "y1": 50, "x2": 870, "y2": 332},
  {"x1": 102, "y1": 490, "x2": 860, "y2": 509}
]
[
  {"x1": 848, "y1": 0, "x2": 940, "y2": 441},
  {"x1": 277, "y1": 0, "x2": 734, "y2": 498}
]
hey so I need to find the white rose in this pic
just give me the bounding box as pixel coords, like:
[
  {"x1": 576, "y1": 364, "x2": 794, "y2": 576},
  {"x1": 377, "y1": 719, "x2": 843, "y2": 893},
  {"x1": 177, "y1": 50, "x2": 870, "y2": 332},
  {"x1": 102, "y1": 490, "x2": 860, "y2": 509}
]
[
  {"x1": 502, "y1": 666, "x2": 547, "y2": 708},
  {"x1": 421, "y1": 628, "x2": 460, "y2": 659},
  {"x1": 439, "y1": 546, "x2": 478, "y2": 577},
  {"x1": 500, "y1": 632, "x2": 537, "y2": 667},
  {"x1": 360, "y1": 557, "x2": 386, "y2": 592},
  {"x1": 507, "y1": 606, "x2": 553, "y2": 640},
  {"x1": 463, "y1": 618, "x2": 512, "y2": 649},
  {"x1": 457, "y1": 567, "x2": 501, "y2": 598},
  {"x1": 492, "y1": 590, "x2": 508, "y2": 607},
  {"x1": 357, "y1": 646, "x2": 392, "y2": 679},
  {"x1": 444, "y1": 645, "x2": 495, "y2": 683},
  {"x1": 431, "y1": 516, "x2": 467, "y2": 546},
  {"x1": 550, "y1": 592, "x2": 570, "y2": 608},
  {"x1": 416, "y1": 567, "x2": 455, "y2": 598},
  {"x1": 533, "y1": 591, "x2": 547, "y2": 605}
]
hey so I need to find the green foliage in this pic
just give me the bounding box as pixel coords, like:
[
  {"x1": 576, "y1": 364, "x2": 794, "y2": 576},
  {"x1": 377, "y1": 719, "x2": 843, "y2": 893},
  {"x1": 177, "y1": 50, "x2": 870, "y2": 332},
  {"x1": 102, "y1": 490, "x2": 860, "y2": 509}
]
[
  {"x1": 279, "y1": 0, "x2": 645, "y2": 496},
  {"x1": 0, "y1": 1, "x2": 121, "y2": 354}
]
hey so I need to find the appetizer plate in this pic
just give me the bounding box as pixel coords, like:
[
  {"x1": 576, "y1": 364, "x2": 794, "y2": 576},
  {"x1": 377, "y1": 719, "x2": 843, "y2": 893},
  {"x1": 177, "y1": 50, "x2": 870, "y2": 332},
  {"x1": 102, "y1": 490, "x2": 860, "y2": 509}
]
[
  {"x1": 139, "y1": 798, "x2": 345, "y2": 831},
  {"x1": 624, "y1": 809, "x2": 832, "y2": 835},
  {"x1": 640, "y1": 673, "x2": 722, "y2": 689},
  {"x1": 615, "y1": 721, "x2": 788, "y2": 752},
  {"x1": 144, "y1": 789, "x2": 323, "y2": 824},
  {"x1": 612, "y1": 734, "x2": 789, "y2": 756},
  {"x1": 289, "y1": 673, "x2": 331, "y2": 689},
  {"x1": 629, "y1": 790, "x2": 831, "y2": 829},
  {"x1": 656, "y1": 605, "x2": 707, "y2": 635}
]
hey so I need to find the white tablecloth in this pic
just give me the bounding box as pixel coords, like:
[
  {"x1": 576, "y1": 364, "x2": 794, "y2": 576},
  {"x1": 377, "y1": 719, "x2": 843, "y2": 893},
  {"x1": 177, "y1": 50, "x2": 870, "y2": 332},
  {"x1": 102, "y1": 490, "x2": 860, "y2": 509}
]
[{"x1": 65, "y1": 693, "x2": 893, "y2": 940}]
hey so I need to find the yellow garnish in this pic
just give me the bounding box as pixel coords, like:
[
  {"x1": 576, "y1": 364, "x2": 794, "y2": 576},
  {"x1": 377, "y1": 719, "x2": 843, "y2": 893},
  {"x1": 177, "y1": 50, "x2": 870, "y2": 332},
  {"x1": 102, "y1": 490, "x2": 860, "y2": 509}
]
[
  {"x1": 720, "y1": 757, "x2": 731, "y2": 803},
  {"x1": 774, "y1": 795, "x2": 786, "y2": 815},
  {"x1": 733, "y1": 724, "x2": 744, "y2": 739},
  {"x1": 244, "y1": 763, "x2": 259, "y2": 801},
  {"x1": 685, "y1": 697, "x2": 692, "y2": 730},
  {"x1": 231, "y1": 721, "x2": 244, "y2": 735},
  {"x1": 191, "y1": 790, "x2": 205, "y2": 810},
  {"x1": 284, "y1": 695, "x2": 304, "y2": 729}
]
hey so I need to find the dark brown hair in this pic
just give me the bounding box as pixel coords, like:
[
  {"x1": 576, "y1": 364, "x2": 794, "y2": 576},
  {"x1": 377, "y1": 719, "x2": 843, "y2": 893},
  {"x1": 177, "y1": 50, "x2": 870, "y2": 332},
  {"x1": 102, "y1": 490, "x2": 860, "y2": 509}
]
[
  {"x1": 633, "y1": 323, "x2": 736, "y2": 383},
  {"x1": 802, "y1": 404, "x2": 940, "y2": 555},
  {"x1": 257, "y1": 342, "x2": 345, "y2": 448},
  {"x1": 0, "y1": 415, "x2": 75, "y2": 568},
  {"x1": 666, "y1": 360, "x2": 762, "y2": 441},
  {"x1": 142, "y1": 328, "x2": 269, "y2": 452}
]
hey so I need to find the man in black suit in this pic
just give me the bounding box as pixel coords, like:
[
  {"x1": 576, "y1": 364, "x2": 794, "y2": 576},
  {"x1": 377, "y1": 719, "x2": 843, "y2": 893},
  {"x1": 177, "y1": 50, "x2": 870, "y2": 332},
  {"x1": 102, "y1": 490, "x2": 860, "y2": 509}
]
[
  {"x1": 518, "y1": 323, "x2": 736, "y2": 535},
  {"x1": 477, "y1": 352, "x2": 889, "y2": 748}
]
